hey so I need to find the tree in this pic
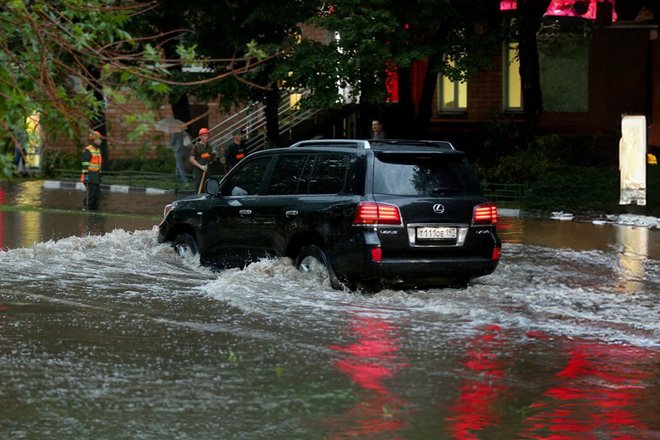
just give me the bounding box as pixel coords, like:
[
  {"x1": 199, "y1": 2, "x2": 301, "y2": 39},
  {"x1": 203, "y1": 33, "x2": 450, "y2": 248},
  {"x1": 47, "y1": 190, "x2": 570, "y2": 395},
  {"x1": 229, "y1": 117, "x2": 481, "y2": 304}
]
[
  {"x1": 141, "y1": 0, "x2": 318, "y2": 147},
  {"x1": 514, "y1": 0, "x2": 552, "y2": 124},
  {"x1": 0, "y1": 0, "x2": 286, "y2": 178},
  {"x1": 283, "y1": 0, "x2": 503, "y2": 137},
  {"x1": 0, "y1": 1, "x2": 177, "y2": 145}
]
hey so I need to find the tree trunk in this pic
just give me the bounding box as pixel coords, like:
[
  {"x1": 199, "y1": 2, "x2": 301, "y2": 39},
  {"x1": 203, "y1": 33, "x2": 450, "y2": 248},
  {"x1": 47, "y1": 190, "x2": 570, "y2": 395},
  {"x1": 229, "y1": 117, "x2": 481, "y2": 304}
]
[
  {"x1": 396, "y1": 65, "x2": 416, "y2": 138},
  {"x1": 516, "y1": 0, "x2": 551, "y2": 126},
  {"x1": 415, "y1": 56, "x2": 441, "y2": 138}
]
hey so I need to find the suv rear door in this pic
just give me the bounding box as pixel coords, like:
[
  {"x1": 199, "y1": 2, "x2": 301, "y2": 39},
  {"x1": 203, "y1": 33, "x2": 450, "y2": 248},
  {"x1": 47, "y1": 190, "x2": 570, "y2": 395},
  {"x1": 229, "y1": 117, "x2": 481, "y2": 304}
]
[{"x1": 370, "y1": 151, "x2": 486, "y2": 252}]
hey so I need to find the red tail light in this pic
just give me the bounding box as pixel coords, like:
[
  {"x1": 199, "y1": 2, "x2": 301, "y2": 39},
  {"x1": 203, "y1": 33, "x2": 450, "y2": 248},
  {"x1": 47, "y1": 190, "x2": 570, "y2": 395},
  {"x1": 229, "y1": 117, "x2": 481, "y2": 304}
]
[
  {"x1": 371, "y1": 247, "x2": 383, "y2": 262},
  {"x1": 473, "y1": 203, "x2": 498, "y2": 225},
  {"x1": 492, "y1": 246, "x2": 501, "y2": 261},
  {"x1": 353, "y1": 202, "x2": 402, "y2": 225}
]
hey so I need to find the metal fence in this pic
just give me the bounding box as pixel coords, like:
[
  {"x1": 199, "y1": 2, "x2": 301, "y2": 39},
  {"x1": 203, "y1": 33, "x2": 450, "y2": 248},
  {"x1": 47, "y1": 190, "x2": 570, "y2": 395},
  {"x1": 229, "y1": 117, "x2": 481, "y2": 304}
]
[
  {"x1": 480, "y1": 182, "x2": 528, "y2": 208},
  {"x1": 53, "y1": 170, "x2": 528, "y2": 207}
]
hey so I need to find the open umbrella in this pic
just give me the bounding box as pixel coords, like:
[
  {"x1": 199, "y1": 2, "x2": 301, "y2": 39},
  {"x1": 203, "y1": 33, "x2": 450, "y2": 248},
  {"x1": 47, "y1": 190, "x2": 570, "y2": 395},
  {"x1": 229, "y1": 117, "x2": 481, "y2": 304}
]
[{"x1": 155, "y1": 118, "x2": 186, "y2": 134}]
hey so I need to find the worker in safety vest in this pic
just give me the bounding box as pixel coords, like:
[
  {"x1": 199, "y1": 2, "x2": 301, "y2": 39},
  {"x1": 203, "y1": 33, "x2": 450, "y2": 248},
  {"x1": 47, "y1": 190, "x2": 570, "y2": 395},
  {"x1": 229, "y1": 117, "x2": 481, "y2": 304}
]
[
  {"x1": 190, "y1": 127, "x2": 221, "y2": 192},
  {"x1": 224, "y1": 129, "x2": 247, "y2": 171},
  {"x1": 81, "y1": 130, "x2": 103, "y2": 210}
]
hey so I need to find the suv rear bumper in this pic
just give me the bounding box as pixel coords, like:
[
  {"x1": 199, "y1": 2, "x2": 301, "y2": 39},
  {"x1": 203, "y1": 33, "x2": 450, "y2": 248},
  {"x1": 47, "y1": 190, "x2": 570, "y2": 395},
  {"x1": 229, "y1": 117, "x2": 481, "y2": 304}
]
[
  {"x1": 372, "y1": 258, "x2": 498, "y2": 278},
  {"x1": 374, "y1": 257, "x2": 498, "y2": 279},
  {"x1": 333, "y1": 250, "x2": 499, "y2": 286}
]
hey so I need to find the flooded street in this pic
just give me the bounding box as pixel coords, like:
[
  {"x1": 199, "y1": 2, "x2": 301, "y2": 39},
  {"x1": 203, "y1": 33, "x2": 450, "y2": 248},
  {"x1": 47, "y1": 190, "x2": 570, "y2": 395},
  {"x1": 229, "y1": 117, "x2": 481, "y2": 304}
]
[{"x1": 1, "y1": 181, "x2": 659, "y2": 439}]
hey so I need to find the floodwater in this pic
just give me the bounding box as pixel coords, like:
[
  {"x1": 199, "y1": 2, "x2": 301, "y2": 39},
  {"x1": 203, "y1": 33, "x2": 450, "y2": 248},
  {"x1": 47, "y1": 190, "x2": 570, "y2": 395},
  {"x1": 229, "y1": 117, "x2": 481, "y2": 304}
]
[{"x1": 1, "y1": 181, "x2": 659, "y2": 439}]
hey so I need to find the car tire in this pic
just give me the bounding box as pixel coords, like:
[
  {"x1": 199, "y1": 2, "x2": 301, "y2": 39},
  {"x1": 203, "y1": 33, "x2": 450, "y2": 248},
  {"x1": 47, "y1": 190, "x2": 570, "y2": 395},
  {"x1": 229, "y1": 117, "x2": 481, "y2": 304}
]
[
  {"x1": 294, "y1": 245, "x2": 343, "y2": 290},
  {"x1": 173, "y1": 232, "x2": 200, "y2": 260}
]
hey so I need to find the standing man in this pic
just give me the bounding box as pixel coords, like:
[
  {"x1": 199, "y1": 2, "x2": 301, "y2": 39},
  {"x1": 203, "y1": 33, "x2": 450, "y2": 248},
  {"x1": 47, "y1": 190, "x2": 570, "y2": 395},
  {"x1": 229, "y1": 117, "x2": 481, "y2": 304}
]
[
  {"x1": 224, "y1": 129, "x2": 247, "y2": 171},
  {"x1": 170, "y1": 131, "x2": 189, "y2": 185},
  {"x1": 81, "y1": 131, "x2": 103, "y2": 211},
  {"x1": 371, "y1": 119, "x2": 387, "y2": 140},
  {"x1": 190, "y1": 127, "x2": 220, "y2": 193}
]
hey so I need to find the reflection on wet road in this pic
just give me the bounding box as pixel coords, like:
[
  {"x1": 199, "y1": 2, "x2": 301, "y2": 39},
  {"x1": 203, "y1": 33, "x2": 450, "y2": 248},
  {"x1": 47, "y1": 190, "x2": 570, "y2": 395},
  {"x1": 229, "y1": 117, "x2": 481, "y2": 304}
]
[
  {"x1": 0, "y1": 182, "x2": 658, "y2": 439},
  {"x1": 0, "y1": 181, "x2": 175, "y2": 249}
]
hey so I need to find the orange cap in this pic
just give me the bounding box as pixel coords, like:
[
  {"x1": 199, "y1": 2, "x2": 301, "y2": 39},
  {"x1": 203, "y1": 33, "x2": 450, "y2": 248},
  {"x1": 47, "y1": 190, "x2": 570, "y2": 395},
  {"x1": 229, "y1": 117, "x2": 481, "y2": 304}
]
[{"x1": 198, "y1": 128, "x2": 209, "y2": 136}]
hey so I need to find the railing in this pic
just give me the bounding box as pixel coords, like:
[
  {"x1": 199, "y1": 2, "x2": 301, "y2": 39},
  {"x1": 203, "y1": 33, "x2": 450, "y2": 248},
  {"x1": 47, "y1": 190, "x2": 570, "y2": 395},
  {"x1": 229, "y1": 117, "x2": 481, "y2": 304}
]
[
  {"x1": 53, "y1": 170, "x2": 527, "y2": 206},
  {"x1": 206, "y1": 92, "x2": 320, "y2": 153},
  {"x1": 481, "y1": 182, "x2": 528, "y2": 208}
]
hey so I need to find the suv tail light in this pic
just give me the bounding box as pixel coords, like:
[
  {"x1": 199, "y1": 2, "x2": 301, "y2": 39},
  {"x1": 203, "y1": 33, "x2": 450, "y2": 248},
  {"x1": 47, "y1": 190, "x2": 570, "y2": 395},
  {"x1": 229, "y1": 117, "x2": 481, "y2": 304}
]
[
  {"x1": 473, "y1": 203, "x2": 498, "y2": 225},
  {"x1": 353, "y1": 202, "x2": 402, "y2": 226}
]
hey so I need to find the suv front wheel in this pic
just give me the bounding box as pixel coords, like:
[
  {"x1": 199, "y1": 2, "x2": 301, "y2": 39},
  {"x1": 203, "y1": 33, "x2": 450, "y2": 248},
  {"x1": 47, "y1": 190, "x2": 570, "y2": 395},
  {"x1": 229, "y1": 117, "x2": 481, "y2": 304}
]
[
  {"x1": 173, "y1": 232, "x2": 200, "y2": 260},
  {"x1": 294, "y1": 245, "x2": 343, "y2": 290}
]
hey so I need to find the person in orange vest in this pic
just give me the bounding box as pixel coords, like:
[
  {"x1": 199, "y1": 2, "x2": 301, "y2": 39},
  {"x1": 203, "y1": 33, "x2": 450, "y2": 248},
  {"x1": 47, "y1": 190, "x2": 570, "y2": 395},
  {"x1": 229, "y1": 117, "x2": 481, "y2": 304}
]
[
  {"x1": 224, "y1": 129, "x2": 247, "y2": 171},
  {"x1": 189, "y1": 127, "x2": 222, "y2": 192},
  {"x1": 81, "y1": 130, "x2": 103, "y2": 210}
]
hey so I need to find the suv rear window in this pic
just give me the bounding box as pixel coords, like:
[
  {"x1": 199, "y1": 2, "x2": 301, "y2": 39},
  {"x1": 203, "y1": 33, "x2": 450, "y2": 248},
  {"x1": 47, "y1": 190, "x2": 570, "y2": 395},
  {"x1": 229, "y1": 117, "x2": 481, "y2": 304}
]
[{"x1": 373, "y1": 153, "x2": 480, "y2": 196}]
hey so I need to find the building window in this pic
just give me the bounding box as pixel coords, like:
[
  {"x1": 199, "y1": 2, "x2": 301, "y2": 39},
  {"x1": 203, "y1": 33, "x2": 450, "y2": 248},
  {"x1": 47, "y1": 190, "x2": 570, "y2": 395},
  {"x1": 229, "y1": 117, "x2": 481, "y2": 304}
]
[
  {"x1": 504, "y1": 42, "x2": 522, "y2": 111},
  {"x1": 437, "y1": 60, "x2": 467, "y2": 113}
]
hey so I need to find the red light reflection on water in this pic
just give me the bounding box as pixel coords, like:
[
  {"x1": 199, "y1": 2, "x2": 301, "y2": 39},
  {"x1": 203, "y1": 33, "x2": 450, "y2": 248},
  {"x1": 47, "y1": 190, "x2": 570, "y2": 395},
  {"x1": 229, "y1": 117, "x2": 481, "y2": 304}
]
[
  {"x1": 496, "y1": 217, "x2": 522, "y2": 244},
  {"x1": 520, "y1": 339, "x2": 654, "y2": 439},
  {"x1": 326, "y1": 317, "x2": 657, "y2": 438},
  {"x1": 445, "y1": 327, "x2": 657, "y2": 439},
  {"x1": 326, "y1": 315, "x2": 409, "y2": 438},
  {"x1": 446, "y1": 324, "x2": 509, "y2": 439}
]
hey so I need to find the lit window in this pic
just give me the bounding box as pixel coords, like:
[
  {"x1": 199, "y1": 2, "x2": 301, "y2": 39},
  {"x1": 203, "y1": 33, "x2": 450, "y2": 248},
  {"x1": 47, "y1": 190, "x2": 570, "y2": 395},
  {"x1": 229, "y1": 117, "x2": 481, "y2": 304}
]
[
  {"x1": 504, "y1": 42, "x2": 522, "y2": 111},
  {"x1": 437, "y1": 61, "x2": 467, "y2": 113}
]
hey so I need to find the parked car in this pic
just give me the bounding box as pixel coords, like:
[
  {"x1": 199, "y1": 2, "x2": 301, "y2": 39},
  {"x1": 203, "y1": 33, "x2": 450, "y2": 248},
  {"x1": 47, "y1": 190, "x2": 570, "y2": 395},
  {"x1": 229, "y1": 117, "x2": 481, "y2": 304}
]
[{"x1": 158, "y1": 139, "x2": 501, "y2": 290}]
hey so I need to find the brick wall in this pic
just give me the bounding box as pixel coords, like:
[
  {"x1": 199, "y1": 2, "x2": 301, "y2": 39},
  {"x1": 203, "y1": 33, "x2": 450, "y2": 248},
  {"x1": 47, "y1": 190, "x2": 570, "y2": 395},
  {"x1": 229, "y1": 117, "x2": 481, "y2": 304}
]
[{"x1": 45, "y1": 92, "x2": 240, "y2": 162}]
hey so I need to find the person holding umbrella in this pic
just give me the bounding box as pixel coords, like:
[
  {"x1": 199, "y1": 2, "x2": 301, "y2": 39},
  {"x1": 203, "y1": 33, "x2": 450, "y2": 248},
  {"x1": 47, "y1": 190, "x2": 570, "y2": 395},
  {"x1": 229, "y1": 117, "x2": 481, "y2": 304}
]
[{"x1": 189, "y1": 127, "x2": 219, "y2": 193}]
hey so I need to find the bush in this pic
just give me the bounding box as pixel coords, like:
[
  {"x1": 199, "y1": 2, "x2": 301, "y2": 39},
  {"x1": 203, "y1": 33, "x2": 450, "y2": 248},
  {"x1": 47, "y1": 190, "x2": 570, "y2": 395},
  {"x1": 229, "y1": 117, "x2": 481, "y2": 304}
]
[
  {"x1": 43, "y1": 150, "x2": 79, "y2": 176},
  {"x1": 107, "y1": 145, "x2": 177, "y2": 173},
  {"x1": 523, "y1": 166, "x2": 623, "y2": 214}
]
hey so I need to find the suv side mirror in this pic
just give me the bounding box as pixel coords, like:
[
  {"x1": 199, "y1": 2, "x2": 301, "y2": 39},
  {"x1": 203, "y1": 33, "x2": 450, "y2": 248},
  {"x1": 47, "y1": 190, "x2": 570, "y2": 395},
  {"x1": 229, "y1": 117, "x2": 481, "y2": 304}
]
[{"x1": 204, "y1": 179, "x2": 220, "y2": 196}]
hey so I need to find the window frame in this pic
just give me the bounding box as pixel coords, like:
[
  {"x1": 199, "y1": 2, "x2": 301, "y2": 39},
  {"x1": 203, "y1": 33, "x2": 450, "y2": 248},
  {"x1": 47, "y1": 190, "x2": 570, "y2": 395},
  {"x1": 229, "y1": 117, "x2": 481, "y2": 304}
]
[
  {"x1": 503, "y1": 41, "x2": 523, "y2": 112},
  {"x1": 437, "y1": 61, "x2": 468, "y2": 114}
]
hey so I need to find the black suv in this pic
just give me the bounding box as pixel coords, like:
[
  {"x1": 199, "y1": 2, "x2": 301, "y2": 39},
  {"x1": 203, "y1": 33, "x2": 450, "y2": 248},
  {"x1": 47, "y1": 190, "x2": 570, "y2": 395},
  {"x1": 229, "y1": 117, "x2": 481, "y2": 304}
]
[{"x1": 158, "y1": 139, "x2": 500, "y2": 290}]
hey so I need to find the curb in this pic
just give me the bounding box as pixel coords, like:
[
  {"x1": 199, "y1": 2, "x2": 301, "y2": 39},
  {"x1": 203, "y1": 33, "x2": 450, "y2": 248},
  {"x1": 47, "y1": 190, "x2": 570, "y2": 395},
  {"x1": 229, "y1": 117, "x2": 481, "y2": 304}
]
[
  {"x1": 43, "y1": 180, "x2": 194, "y2": 196},
  {"x1": 499, "y1": 208, "x2": 521, "y2": 218}
]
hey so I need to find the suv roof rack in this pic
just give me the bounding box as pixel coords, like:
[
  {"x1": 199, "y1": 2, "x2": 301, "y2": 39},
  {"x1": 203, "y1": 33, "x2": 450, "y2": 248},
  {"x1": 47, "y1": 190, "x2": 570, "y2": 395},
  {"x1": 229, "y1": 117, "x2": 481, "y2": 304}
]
[
  {"x1": 289, "y1": 139, "x2": 455, "y2": 150},
  {"x1": 290, "y1": 140, "x2": 371, "y2": 149},
  {"x1": 369, "y1": 139, "x2": 455, "y2": 150}
]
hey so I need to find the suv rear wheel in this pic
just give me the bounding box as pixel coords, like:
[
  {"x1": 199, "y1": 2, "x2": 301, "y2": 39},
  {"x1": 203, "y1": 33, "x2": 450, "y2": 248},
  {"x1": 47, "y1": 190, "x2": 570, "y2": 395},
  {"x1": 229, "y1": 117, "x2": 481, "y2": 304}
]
[{"x1": 294, "y1": 245, "x2": 342, "y2": 290}]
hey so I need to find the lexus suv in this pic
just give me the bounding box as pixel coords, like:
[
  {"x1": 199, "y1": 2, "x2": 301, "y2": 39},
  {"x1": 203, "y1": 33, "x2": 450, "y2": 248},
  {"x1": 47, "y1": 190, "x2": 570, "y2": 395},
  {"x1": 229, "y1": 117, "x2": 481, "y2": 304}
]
[{"x1": 158, "y1": 139, "x2": 501, "y2": 290}]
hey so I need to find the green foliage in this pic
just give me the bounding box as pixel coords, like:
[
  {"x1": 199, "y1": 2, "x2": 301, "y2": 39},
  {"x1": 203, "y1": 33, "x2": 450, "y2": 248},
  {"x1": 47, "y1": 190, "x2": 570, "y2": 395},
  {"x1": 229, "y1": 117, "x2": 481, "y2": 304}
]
[
  {"x1": 523, "y1": 166, "x2": 621, "y2": 213},
  {"x1": 282, "y1": 0, "x2": 502, "y2": 108},
  {"x1": 0, "y1": 0, "x2": 173, "y2": 141},
  {"x1": 0, "y1": 153, "x2": 14, "y2": 180},
  {"x1": 490, "y1": 134, "x2": 564, "y2": 183},
  {"x1": 106, "y1": 145, "x2": 175, "y2": 174},
  {"x1": 42, "y1": 150, "x2": 80, "y2": 177}
]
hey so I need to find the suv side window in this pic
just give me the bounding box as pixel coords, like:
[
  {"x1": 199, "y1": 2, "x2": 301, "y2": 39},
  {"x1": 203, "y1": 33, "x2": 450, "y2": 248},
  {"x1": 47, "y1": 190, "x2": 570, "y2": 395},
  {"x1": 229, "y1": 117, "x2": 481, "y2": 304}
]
[
  {"x1": 308, "y1": 153, "x2": 356, "y2": 195},
  {"x1": 222, "y1": 156, "x2": 271, "y2": 196},
  {"x1": 266, "y1": 154, "x2": 310, "y2": 195}
]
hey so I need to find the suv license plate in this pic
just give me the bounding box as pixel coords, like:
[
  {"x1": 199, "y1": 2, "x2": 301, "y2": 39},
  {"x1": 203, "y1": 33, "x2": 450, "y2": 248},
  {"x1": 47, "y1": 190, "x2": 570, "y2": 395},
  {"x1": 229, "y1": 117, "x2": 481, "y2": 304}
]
[{"x1": 417, "y1": 227, "x2": 457, "y2": 240}]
